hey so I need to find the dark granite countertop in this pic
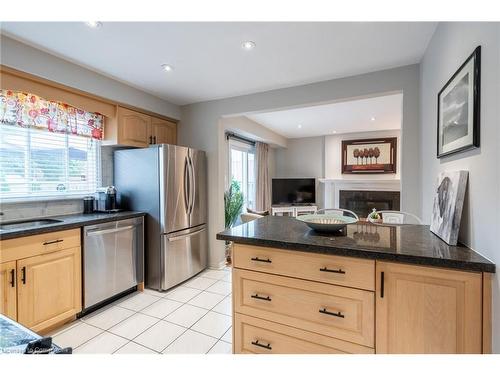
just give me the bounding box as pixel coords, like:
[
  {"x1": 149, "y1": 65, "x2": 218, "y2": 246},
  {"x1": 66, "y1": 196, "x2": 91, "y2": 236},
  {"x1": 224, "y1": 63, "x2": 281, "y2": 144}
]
[
  {"x1": 217, "y1": 216, "x2": 495, "y2": 273},
  {"x1": 0, "y1": 211, "x2": 146, "y2": 240}
]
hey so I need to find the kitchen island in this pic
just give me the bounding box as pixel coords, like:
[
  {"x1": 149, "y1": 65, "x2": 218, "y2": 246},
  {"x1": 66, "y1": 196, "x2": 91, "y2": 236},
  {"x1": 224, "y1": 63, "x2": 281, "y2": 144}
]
[{"x1": 217, "y1": 216, "x2": 495, "y2": 354}]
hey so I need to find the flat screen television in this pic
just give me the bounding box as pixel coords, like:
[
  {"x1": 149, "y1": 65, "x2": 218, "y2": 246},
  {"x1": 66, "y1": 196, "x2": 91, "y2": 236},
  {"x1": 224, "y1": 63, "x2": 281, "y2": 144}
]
[{"x1": 272, "y1": 178, "x2": 316, "y2": 205}]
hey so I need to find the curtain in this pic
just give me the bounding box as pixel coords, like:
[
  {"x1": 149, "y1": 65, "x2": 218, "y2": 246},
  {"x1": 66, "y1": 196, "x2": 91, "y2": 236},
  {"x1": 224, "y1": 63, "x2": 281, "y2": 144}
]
[
  {"x1": 255, "y1": 141, "x2": 271, "y2": 211},
  {"x1": 0, "y1": 90, "x2": 104, "y2": 140}
]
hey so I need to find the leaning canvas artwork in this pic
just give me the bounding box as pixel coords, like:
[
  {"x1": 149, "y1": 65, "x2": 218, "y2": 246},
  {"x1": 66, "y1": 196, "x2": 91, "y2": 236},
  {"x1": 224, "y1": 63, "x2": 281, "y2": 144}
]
[{"x1": 430, "y1": 170, "x2": 468, "y2": 245}]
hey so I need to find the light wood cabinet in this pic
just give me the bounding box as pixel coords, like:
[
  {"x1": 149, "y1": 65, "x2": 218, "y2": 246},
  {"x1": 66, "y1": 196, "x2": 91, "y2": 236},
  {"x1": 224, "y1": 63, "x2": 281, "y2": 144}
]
[
  {"x1": 233, "y1": 244, "x2": 375, "y2": 291},
  {"x1": 104, "y1": 106, "x2": 177, "y2": 147},
  {"x1": 375, "y1": 261, "x2": 482, "y2": 354},
  {"x1": 17, "y1": 247, "x2": 81, "y2": 332},
  {"x1": 117, "y1": 107, "x2": 152, "y2": 147},
  {"x1": 0, "y1": 261, "x2": 17, "y2": 320},
  {"x1": 231, "y1": 243, "x2": 491, "y2": 354},
  {"x1": 151, "y1": 117, "x2": 177, "y2": 145},
  {"x1": 233, "y1": 268, "x2": 374, "y2": 347},
  {"x1": 0, "y1": 229, "x2": 82, "y2": 333},
  {"x1": 234, "y1": 313, "x2": 374, "y2": 354}
]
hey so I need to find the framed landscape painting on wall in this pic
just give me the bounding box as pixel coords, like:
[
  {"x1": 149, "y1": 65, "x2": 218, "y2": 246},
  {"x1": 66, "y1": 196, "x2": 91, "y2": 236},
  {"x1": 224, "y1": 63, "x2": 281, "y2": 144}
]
[
  {"x1": 437, "y1": 46, "x2": 480, "y2": 158},
  {"x1": 342, "y1": 137, "x2": 397, "y2": 174}
]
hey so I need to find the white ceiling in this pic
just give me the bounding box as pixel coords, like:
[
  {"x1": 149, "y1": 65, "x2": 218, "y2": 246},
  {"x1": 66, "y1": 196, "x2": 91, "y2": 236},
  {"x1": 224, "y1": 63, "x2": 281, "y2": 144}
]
[
  {"x1": 0, "y1": 22, "x2": 437, "y2": 105},
  {"x1": 246, "y1": 93, "x2": 402, "y2": 138}
]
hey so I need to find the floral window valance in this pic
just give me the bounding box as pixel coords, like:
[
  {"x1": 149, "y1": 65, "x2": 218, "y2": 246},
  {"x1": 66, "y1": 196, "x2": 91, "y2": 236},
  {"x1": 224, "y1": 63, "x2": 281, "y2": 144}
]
[{"x1": 0, "y1": 90, "x2": 104, "y2": 140}]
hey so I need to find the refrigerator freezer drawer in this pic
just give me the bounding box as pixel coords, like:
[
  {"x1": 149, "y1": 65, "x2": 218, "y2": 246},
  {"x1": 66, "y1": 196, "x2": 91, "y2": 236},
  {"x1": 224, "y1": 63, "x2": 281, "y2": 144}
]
[{"x1": 161, "y1": 225, "x2": 208, "y2": 290}]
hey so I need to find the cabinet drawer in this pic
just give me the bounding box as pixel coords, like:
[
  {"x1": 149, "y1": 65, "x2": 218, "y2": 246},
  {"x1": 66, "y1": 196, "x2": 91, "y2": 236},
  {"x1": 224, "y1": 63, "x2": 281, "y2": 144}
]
[
  {"x1": 234, "y1": 313, "x2": 374, "y2": 354},
  {"x1": 233, "y1": 244, "x2": 375, "y2": 291},
  {"x1": 0, "y1": 229, "x2": 81, "y2": 262},
  {"x1": 233, "y1": 268, "x2": 374, "y2": 347}
]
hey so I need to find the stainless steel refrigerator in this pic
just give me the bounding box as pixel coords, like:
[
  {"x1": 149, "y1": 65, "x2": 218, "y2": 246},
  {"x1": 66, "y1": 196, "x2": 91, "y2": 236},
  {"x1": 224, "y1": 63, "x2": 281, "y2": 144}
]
[{"x1": 114, "y1": 144, "x2": 207, "y2": 291}]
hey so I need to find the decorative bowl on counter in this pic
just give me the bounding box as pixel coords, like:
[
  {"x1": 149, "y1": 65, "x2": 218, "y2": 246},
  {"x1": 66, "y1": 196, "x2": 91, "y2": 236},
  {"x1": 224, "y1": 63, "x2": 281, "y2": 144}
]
[{"x1": 296, "y1": 213, "x2": 357, "y2": 233}]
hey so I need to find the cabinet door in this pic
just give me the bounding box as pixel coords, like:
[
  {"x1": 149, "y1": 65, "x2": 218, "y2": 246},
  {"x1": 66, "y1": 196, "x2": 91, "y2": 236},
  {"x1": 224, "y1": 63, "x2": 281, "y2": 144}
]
[
  {"x1": 17, "y1": 247, "x2": 82, "y2": 332},
  {"x1": 117, "y1": 107, "x2": 152, "y2": 147},
  {"x1": 376, "y1": 261, "x2": 482, "y2": 353},
  {"x1": 0, "y1": 261, "x2": 17, "y2": 320},
  {"x1": 151, "y1": 117, "x2": 177, "y2": 145}
]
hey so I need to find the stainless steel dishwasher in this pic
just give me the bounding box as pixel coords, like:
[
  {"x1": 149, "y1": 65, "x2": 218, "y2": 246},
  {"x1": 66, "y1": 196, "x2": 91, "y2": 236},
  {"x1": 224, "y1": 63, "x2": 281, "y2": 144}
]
[{"x1": 83, "y1": 216, "x2": 144, "y2": 312}]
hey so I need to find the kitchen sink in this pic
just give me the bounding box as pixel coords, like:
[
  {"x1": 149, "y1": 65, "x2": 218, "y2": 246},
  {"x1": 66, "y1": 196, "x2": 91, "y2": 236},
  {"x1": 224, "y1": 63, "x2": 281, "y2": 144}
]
[{"x1": 0, "y1": 219, "x2": 63, "y2": 231}]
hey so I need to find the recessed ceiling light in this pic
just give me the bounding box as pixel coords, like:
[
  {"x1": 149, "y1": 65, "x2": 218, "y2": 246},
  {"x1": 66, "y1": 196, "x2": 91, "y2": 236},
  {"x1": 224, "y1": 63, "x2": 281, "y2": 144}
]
[
  {"x1": 297, "y1": 124, "x2": 302, "y2": 129},
  {"x1": 371, "y1": 117, "x2": 376, "y2": 121},
  {"x1": 85, "y1": 21, "x2": 102, "y2": 28},
  {"x1": 161, "y1": 64, "x2": 173, "y2": 72},
  {"x1": 332, "y1": 130, "x2": 337, "y2": 134},
  {"x1": 242, "y1": 41, "x2": 256, "y2": 50}
]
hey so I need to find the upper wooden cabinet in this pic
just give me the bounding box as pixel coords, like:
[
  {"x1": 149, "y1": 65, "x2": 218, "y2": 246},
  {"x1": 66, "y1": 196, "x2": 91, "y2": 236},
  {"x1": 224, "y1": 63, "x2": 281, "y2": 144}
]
[
  {"x1": 151, "y1": 117, "x2": 177, "y2": 145},
  {"x1": 117, "y1": 107, "x2": 152, "y2": 148},
  {"x1": 103, "y1": 106, "x2": 177, "y2": 147},
  {"x1": 375, "y1": 261, "x2": 482, "y2": 354},
  {"x1": 0, "y1": 261, "x2": 17, "y2": 321}
]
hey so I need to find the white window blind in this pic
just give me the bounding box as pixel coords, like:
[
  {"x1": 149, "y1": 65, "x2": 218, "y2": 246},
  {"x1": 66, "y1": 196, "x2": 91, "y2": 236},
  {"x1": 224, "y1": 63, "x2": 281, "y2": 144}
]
[{"x1": 0, "y1": 125, "x2": 101, "y2": 199}]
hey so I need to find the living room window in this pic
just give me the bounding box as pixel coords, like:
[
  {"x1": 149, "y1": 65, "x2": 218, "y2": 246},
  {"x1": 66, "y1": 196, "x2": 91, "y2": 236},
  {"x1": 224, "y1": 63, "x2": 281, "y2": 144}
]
[{"x1": 228, "y1": 138, "x2": 256, "y2": 210}]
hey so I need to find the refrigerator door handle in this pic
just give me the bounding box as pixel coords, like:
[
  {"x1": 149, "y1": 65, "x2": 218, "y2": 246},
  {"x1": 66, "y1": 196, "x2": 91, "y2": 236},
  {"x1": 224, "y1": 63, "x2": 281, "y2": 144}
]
[
  {"x1": 183, "y1": 156, "x2": 190, "y2": 214},
  {"x1": 188, "y1": 154, "x2": 196, "y2": 215},
  {"x1": 167, "y1": 226, "x2": 207, "y2": 242}
]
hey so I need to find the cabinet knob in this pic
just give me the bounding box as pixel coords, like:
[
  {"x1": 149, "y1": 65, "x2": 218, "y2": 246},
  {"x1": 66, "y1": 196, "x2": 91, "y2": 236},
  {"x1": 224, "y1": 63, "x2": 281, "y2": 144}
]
[
  {"x1": 149, "y1": 136, "x2": 153, "y2": 144},
  {"x1": 153, "y1": 136, "x2": 157, "y2": 144}
]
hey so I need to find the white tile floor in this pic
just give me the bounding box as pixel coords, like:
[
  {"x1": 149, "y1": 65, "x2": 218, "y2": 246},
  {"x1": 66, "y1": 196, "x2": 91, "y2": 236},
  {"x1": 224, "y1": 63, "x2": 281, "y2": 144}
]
[{"x1": 48, "y1": 267, "x2": 232, "y2": 354}]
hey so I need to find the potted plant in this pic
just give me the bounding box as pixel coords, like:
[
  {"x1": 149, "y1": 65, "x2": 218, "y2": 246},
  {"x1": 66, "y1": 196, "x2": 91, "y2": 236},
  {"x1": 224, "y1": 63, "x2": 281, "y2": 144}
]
[{"x1": 224, "y1": 180, "x2": 244, "y2": 264}]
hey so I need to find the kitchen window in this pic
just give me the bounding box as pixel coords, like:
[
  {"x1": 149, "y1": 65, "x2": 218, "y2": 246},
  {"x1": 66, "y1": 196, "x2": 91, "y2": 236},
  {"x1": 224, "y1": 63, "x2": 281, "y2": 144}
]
[
  {"x1": 0, "y1": 126, "x2": 101, "y2": 199},
  {"x1": 0, "y1": 90, "x2": 103, "y2": 200},
  {"x1": 228, "y1": 138, "x2": 256, "y2": 210}
]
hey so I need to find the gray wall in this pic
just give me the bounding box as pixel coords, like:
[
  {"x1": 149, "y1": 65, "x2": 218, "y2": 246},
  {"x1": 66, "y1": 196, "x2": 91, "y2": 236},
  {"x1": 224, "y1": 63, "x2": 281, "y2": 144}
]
[
  {"x1": 0, "y1": 36, "x2": 180, "y2": 119},
  {"x1": 180, "y1": 64, "x2": 421, "y2": 269},
  {"x1": 419, "y1": 22, "x2": 500, "y2": 352},
  {"x1": 274, "y1": 136, "x2": 324, "y2": 178}
]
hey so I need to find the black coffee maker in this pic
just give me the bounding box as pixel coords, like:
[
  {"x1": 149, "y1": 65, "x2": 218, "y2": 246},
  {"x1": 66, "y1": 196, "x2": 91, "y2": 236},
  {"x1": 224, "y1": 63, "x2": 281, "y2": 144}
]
[{"x1": 95, "y1": 186, "x2": 118, "y2": 212}]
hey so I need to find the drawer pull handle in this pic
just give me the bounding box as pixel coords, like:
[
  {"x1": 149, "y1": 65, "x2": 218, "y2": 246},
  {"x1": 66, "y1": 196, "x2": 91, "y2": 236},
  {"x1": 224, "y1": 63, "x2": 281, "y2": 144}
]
[
  {"x1": 251, "y1": 294, "x2": 272, "y2": 301},
  {"x1": 251, "y1": 340, "x2": 272, "y2": 350},
  {"x1": 43, "y1": 239, "x2": 64, "y2": 246},
  {"x1": 319, "y1": 267, "x2": 345, "y2": 274},
  {"x1": 10, "y1": 269, "x2": 15, "y2": 287},
  {"x1": 319, "y1": 308, "x2": 344, "y2": 318},
  {"x1": 250, "y1": 257, "x2": 272, "y2": 263},
  {"x1": 21, "y1": 266, "x2": 26, "y2": 284}
]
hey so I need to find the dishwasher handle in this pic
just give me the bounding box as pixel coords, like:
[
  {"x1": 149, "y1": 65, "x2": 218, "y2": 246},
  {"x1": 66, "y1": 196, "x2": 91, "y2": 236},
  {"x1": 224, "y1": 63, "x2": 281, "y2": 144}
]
[{"x1": 86, "y1": 225, "x2": 136, "y2": 236}]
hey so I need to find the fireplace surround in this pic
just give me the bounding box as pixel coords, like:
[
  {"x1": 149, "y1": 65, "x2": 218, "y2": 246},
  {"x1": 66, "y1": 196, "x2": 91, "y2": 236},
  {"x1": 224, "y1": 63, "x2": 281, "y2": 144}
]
[{"x1": 339, "y1": 190, "x2": 400, "y2": 218}]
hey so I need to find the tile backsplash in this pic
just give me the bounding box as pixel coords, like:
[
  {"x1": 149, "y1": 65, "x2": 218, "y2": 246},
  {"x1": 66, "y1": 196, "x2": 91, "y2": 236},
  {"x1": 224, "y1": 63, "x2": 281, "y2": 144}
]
[{"x1": 0, "y1": 199, "x2": 83, "y2": 222}]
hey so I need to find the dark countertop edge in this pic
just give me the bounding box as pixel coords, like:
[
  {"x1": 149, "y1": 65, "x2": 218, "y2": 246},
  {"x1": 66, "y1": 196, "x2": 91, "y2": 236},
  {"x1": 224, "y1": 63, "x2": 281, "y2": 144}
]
[
  {"x1": 216, "y1": 233, "x2": 496, "y2": 274},
  {"x1": 0, "y1": 211, "x2": 146, "y2": 240}
]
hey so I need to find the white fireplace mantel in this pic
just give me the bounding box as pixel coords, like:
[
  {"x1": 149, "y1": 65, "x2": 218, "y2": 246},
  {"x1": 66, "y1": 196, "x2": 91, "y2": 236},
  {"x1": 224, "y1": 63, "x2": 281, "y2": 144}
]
[{"x1": 318, "y1": 178, "x2": 401, "y2": 209}]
